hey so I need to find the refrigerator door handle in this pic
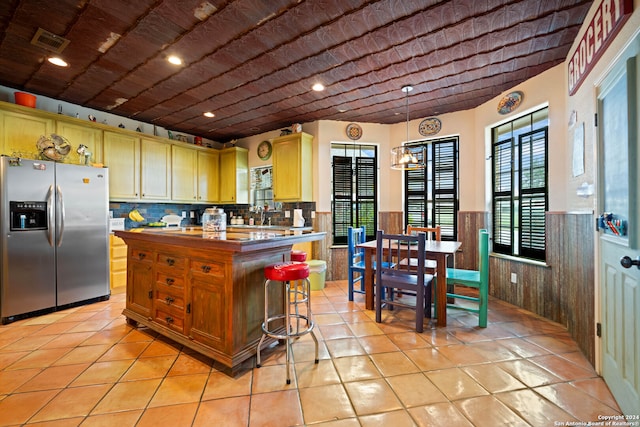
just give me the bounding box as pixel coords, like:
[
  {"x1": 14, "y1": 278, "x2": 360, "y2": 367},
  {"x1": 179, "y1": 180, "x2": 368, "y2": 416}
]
[
  {"x1": 56, "y1": 184, "x2": 65, "y2": 247},
  {"x1": 46, "y1": 184, "x2": 55, "y2": 247}
]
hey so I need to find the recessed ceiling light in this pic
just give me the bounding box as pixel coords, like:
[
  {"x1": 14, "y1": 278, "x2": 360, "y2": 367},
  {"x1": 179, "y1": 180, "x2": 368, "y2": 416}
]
[
  {"x1": 203, "y1": 112, "x2": 215, "y2": 118},
  {"x1": 47, "y1": 57, "x2": 68, "y2": 67},
  {"x1": 312, "y1": 83, "x2": 325, "y2": 91},
  {"x1": 167, "y1": 55, "x2": 182, "y2": 65}
]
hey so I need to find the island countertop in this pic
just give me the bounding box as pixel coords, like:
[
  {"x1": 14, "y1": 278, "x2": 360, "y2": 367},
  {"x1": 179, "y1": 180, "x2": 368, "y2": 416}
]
[{"x1": 114, "y1": 226, "x2": 325, "y2": 252}]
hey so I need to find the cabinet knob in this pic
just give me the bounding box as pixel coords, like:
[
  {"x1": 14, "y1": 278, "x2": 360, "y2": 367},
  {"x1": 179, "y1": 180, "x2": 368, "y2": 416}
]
[
  {"x1": 166, "y1": 278, "x2": 174, "y2": 285},
  {"x1": 165, "y1": 316, "x2": 174, "y2": 324},
  {"x1": 138, "y1": 252, "x2": 146, "y2": 260},
  {"x1": 201, "y1": 265, "x2": 211, "y2": 273},
  {"x1": 166, "y1": 258, "x2": 175, "y2": 266},
  {"x1": 165, "y1": 296, "x2": 174, "y2": 304}
]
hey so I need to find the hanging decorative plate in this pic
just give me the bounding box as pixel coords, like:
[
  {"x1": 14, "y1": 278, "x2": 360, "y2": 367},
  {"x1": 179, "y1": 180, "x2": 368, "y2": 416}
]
[
  {"x1": 497, "y1": 91, "x2": 524, "y2": 115},
  {"x1": 418, "y1": 117, "x2": 442, "y2": 136},
  {"x1": 346, "y1": 123, "x2": 362, "y2": 140}
]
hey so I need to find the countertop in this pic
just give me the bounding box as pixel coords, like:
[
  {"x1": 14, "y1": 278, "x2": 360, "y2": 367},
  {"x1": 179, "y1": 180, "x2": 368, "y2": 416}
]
[{"x1": 114, "y1": 225, "x2": 325, "y2": 252}]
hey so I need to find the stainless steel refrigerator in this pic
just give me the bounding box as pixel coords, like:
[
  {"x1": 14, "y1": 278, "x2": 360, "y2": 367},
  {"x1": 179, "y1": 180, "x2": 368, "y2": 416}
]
[{"x1": 0, "y1": 156, "x2": 110, "y2": 323}]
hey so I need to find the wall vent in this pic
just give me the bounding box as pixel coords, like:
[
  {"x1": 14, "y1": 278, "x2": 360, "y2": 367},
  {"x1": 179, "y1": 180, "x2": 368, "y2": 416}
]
[{"x1": 30, "y1": 28, "x2": 70, "y2": 54}]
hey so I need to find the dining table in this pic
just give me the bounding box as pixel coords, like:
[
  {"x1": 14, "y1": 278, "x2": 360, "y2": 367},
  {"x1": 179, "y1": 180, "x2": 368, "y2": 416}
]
[{"x1": 356, "y1": 239, "x2": 462, "y2": 326}]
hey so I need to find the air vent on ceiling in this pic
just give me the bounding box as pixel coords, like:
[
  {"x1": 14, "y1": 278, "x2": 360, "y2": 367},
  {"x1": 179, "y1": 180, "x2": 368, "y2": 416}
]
[{"x1": 30, "y1": 28, "x2": 70, "y2": 54}]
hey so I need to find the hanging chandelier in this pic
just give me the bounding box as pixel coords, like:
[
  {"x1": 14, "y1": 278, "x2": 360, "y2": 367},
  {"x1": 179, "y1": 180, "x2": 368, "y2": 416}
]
[{"x1": 390, "y1": 85, "x2": 425, "y2": 170}]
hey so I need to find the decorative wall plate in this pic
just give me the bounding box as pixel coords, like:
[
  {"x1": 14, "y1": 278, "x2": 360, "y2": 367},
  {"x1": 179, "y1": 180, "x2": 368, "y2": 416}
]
[
  {"x1": 497, "y1": 91, "x2": 524, "y2": 115},
  {"x1": 257, "y1": 140, "x2": 272, "y2": 160},
  {"x1": 418, "y1": 117, "x2": 442, "y2": 136},
  {"x1": 346, "y1": 123, "x2": 362, "y2": 140}
]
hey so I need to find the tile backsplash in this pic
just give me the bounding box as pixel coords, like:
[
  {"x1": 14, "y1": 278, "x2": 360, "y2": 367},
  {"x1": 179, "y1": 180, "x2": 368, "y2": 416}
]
[{"x1": 110, "y1": 201, "x2": 316, "y2": 229}]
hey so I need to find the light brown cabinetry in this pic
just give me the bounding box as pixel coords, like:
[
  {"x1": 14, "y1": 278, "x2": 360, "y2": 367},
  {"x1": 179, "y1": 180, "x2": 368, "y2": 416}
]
[
  {"x1": 219, "y1": 147, "x2": 248, "y2": 204},
  {"x1": 272, "y1": 132, "x2": 313, "y2": 201},
  {"x1": 126, "y1": 247, "x2": 154, "y2": 319},
  {"x1": 116, "y1": 230, "x2": 324, "y2": 371},
  {"x1": 109, "y1": 234, "x2": 127, "y2": 291}
]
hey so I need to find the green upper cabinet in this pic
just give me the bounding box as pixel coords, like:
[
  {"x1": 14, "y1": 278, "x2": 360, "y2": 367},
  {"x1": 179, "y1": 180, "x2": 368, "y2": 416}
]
[
  {"x1": 272, "y1": 132, "x2": 313, "y2": 202},
  {"x1": 219, "y1": 147, "x2": 248, "y2": 204}
]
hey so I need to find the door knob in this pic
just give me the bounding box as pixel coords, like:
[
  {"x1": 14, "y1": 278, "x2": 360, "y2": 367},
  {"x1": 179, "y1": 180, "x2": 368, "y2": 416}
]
[{"x1": 620, "y1": 255, "x2": 640, "y2": 269}]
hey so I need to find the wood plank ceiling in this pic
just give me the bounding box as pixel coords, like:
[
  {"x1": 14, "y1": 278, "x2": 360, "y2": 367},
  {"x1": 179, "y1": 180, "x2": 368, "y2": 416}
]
[{"x1": 0, "y1": 0, "x2": 593, "y2": 142}]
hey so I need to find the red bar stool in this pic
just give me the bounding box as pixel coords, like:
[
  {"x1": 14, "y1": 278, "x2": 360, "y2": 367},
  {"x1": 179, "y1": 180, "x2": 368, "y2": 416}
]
[
  {"x1": 290, "y1": 250, "x2": 307, "y2": 262},
  {"x1": 256, "y1": 261, "x2": 319, "y2": 384}
]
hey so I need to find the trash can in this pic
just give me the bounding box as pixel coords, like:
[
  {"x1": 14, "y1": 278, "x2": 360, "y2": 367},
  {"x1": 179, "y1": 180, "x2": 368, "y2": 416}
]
[{"x1": 306, "y1": 260, "x2": 327, "y2": 291}]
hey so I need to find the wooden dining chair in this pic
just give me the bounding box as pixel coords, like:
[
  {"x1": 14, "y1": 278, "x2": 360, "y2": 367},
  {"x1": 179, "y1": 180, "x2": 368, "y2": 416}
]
[
  {"x1": 375, "y1": 230, "x2": 434, "y2": 333},
  {"x1": 435, "y1": 229, "x2": 489, "y2": 327},
  {"x1": 401, "y1": 225, "x2": 441, "y2": 273},
  {"x1": 347, "y1": 226, "x2": 367, "y2": 301}
]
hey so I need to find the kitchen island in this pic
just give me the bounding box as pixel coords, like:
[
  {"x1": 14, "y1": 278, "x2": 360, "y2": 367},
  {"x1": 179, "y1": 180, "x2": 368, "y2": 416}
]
[{"x1": 114, "y1": 226, "x2": 325, "y2": 373}]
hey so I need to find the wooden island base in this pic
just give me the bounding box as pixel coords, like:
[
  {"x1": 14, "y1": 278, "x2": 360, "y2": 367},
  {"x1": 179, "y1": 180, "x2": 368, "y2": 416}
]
[{"x1": 115, "y1": 227, "x2": 325, "y2": 374}]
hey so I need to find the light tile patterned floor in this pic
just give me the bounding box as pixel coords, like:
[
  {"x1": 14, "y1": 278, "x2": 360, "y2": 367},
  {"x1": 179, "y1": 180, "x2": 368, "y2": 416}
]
[{"x1": 0, "y1": 280, "x2": 621, "y2": 426}]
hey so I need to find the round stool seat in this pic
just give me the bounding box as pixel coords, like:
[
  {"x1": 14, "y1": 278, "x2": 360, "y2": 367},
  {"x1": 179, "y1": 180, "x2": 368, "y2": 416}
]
[
  {"x1": 264, "y1": 261, "x2": 309, "y2": 281},
  {"x1": 290, "y1": 250, "x2": 307, "y2": 262}
]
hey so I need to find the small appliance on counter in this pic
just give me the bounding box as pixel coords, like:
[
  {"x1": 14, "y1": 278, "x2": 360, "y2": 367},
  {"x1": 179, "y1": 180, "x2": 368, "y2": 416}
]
[{"x1": 293, "y1": 209, "x2": 305, "y2": 227}]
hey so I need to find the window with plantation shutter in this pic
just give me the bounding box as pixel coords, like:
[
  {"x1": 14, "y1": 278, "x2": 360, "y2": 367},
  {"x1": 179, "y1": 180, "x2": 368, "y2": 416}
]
[
  {"x1": 331, "y1": 144, "x2": 377, "y2": 245},
  {"x1": 491, "y1": 107, "x2": 548, "y2": 261},
  {"x1": 404, "y1": 137, "x2": 459, "y2": 241}
]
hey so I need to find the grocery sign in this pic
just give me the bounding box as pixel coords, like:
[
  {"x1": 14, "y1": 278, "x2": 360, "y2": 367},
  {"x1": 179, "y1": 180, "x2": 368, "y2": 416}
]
[{"x1": 567, "y1": 0, "x2": 633, "y2": 95}]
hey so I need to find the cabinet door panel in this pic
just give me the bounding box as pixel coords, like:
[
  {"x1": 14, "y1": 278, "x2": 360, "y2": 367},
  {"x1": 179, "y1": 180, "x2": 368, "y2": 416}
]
[
  {"x1": 1, "y1": 111, "x2": 54, "y2": 158},
  {"x1": 56, "y1": 121, "x2": 103, "y2": 164},
  {"x1": 103, "y1": 132, "x2": 140, "y2": 200},
  {"x1": 172, "y1": 145, "x2": 197, "y2": 202},
  {"x1": 141, "y1": 138, "x2": 171, "y2": 200},
  {"x1": 198, "y1": 150, "x2": 219, "y2": 202},
  {"x1": 188, "y1": 279, "x2": 226, "y2": 351},
  {"x1": 127, "y1": 260, "x2": 153, "y2": 318}
]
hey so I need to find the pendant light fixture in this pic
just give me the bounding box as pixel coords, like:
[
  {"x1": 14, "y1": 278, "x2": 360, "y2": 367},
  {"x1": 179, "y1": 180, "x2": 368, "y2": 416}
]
[{"x1": 391, "y1": 85, "x2": 425, "y2": 170}]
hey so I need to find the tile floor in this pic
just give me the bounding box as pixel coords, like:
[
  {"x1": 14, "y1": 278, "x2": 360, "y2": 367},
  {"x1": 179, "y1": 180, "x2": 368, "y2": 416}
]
[{"x1": 0, "y1": 280, "x2": 621, "y2": 426}]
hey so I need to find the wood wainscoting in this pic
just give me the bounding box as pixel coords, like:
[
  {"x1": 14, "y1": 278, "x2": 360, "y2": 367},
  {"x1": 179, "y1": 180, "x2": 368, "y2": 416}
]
[{"x1": 472, "y1": 211, "x2": 595, "y2": 365}]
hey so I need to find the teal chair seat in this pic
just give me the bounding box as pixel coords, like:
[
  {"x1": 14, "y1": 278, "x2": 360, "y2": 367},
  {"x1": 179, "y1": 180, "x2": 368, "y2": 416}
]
[{"x1": 435, "y1": 229, "x2": 489, "y2": 327}]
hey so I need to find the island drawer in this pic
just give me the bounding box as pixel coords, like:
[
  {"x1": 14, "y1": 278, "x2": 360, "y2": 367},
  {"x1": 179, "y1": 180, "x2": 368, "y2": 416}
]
[
  {"x1": 155, "y1": 285, "x2": 185, "y2": 311},
  {"x1": 155, "y1": 272, "x2": 184, "y2": 290},
  {"x1": 156, "y1": 252, "x2": 186, "y2": 270},
  {"x1": 190, "y1": 259, "x2": 225, "y2": 281},
  {"x1": 154, "y1": 306, "x2": 184, "y2": 334}
]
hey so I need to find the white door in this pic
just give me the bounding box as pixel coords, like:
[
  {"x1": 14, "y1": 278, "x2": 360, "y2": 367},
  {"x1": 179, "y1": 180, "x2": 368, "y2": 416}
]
[{"x1": 597, "y1": 32, "x2": 640, "y2": 415}]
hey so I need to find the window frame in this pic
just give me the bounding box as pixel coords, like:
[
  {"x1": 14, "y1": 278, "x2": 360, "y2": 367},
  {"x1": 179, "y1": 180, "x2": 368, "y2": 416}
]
[
  {"x1": 331, "y1": 143, "x2": 378, "y2": 245},
  {"x1": 404, "y1": 137, "x2": 459, "y2": 241},
  {"x1": 491, "y1": 107, "x2": 549, "y2": 261}
]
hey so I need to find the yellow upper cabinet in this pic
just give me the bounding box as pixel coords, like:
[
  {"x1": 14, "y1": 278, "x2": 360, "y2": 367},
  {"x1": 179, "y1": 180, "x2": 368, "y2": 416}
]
[
  {"x1": 55, "y1": 121, "x2": 103, "y2": 165},
  {"x1": 0, "y1": 109, "x2": 54, "y2": 158},
  {"x1": 197, "y1": 150, "x2": 219, "y2": 203},
  {"x1": 103, "y1": 131, "x2": 140, "y2": 200},
  {"x1": 272, "y1": 132, "x2": 313, "y2": 202},
  {"x1": 171, "y1": 145, "x2": 198, "y2": 202},
  {"x1": 141, "y1": 138, "x2": 171, "y2": 201},
  {"x1": 219, "y1": 147, "x2": 248, "y2": 204}
]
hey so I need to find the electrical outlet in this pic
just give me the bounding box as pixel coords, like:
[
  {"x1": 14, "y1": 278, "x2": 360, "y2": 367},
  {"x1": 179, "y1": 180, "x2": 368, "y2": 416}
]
[
  {"x1": 189, "y1": 211, "x2": 195, "y2": 218},
  {"x1": 311, "y1": 211, "x2": 316, "y2": 218},
  {"x1": 181, "y1": 211, "x2": 186, "y2": 218},
  {"x1": 285, "y1": 210, "x2": 291, "y2": 218},
  {"x1": 510, "y1": 273, "x2": 517, "y2": 284}
]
